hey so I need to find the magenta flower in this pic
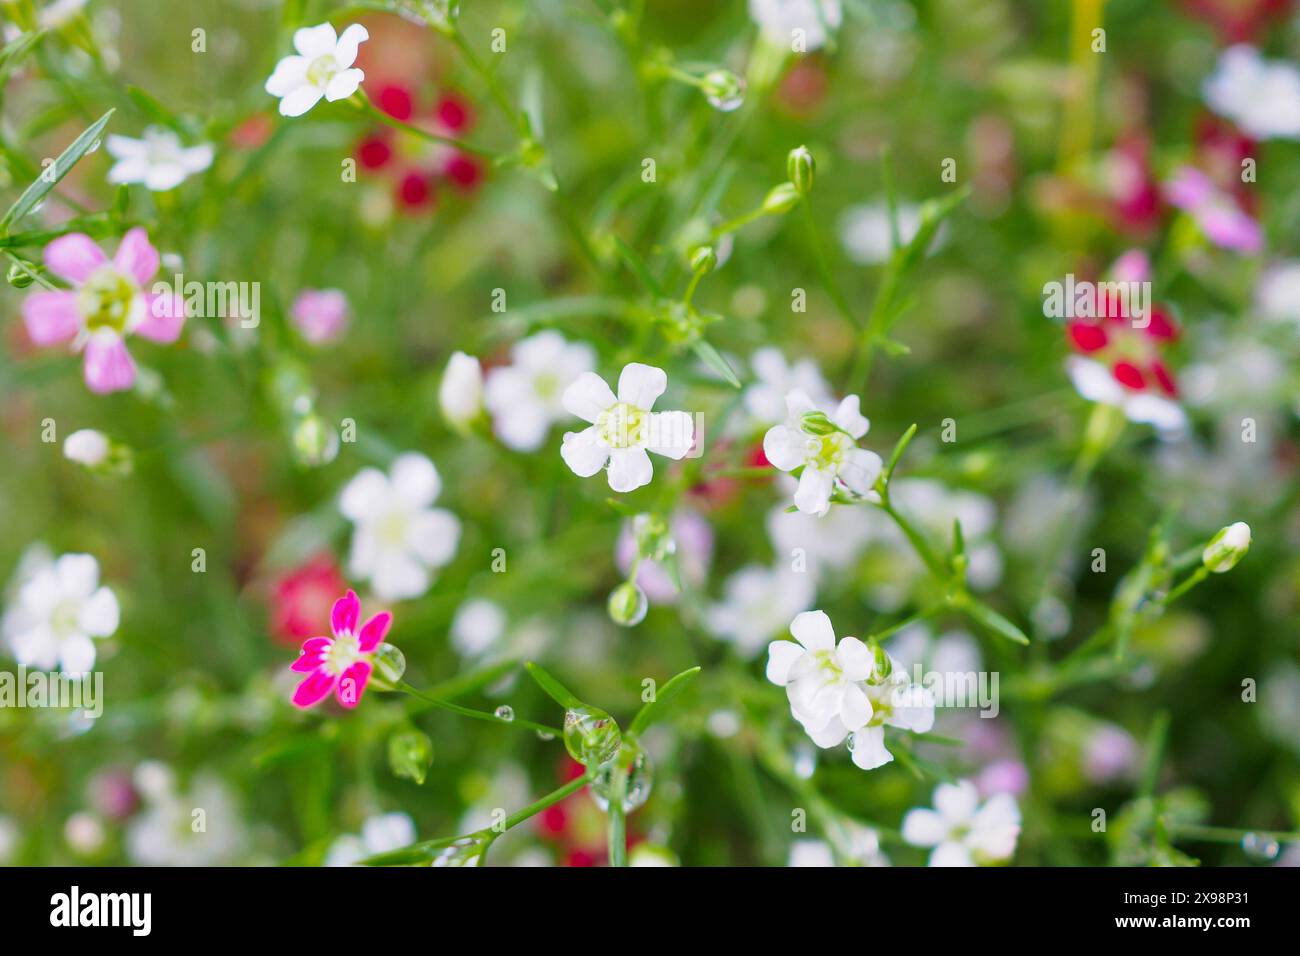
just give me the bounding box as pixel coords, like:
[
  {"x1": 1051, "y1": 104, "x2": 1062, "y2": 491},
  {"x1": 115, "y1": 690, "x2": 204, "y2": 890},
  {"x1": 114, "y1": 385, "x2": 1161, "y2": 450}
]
[
  {"x1": 290, "y1": 288, "x2": 349, "y2": 344},
  {"x1": 20, "y1": 228, "x2": 185, "y2": 394},
  {"x1": 290, "y1": 589, "x2": 392, "y2": 709},
  {"x1": 1163, "y1": 165, "x2": 1263, "y2": 254}
]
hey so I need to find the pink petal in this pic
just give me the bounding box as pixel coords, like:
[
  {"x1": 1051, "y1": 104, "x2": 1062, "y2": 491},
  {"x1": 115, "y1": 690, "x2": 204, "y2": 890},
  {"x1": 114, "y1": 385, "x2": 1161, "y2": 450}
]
[
  {"x1": 335, "y1": 661, "x2": 371, "y2": 709},
  {"x1": 137, "y1": 293, "x2": 186, "y2": 342},
  {"x1": 291, "y1": 637, "x2": 332, "y2": 672},
  {"x1": 82, "y1": 335, "x2": 137, "y2": 394},
  {"x1": 291, "y1": 669, "x2": 336, "y2": 708},
  {"x1": 113, "y1": 227, "x2": 159, "y2": 286},
  {"x1": 43, "y1": 233, "x2": 107, "y2": 284},
  {"x1": 357, "y1": 611, "x2": 392, "y2": 651},
  {"x1": 331, "y1": 589, "x2": 360, "y2": 637},
  {"x1": 21, "y1": 291, "x2": 81, "y2": 346}
]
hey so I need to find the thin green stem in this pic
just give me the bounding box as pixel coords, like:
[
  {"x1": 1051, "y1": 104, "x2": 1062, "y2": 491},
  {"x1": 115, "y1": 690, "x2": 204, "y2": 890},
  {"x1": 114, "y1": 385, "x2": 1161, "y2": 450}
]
[
  {"x1": 394, "y1": 680, "x2": 562, "y2": 737},
  {"x1": 505, "y1": 771, "x2": 593, "y2": 830},
  {"x1": 352, "y1": 92, "x2": 496, "y2": 158}
]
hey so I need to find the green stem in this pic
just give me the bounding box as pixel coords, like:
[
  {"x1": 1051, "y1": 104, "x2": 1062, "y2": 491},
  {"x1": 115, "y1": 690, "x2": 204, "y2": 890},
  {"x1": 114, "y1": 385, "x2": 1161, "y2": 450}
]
[
  {"x1": 879, "y1": 500, "x2": 947, "y2": 578},
  {"x1": 607, "y1": 764, "x2": 628, "y2": 867},
  {"x1": 1167, "y1": 823, "x2": 1300, "y2": 845},
  {"x1": 1161, "y1": 566, "x2": 1208, "y2": 607},
  {"x1": 505, "y1": 770, "x2": 593, "y2": 830},
  {"x1": 352, "y1": 92, "x2": 496, "y2": 158},
  {"x1": 394, "y1": 680, "x2": 563, "y2": 737}
]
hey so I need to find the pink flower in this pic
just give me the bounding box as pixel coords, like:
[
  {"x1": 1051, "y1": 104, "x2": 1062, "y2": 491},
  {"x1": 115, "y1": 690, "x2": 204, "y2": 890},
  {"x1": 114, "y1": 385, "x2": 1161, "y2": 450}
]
[
  {"x1": 290, "y1": 288, "x2": 349, "y2": 344},
  {"x1": 1164, "y1": 165, "x2": 1263, "y2": 253},
  {"x1": 20, "y1": 228, "x2": 184, "y2": 394},
  {"x1": 290, "y1": 589, "x2": 392, "y2": 709}
]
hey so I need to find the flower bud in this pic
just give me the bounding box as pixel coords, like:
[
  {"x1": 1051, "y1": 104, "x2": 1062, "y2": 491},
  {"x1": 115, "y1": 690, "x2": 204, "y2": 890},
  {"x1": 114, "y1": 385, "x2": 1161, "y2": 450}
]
[
  {"x1": 762, "y1": 181, "x2": 802, "y2": 215},
  {"x1": 689, "y1": 245, "x2": 717, "y2": 274},
  {"x1": 63, "y1": 429, "x2": 110, "y2": 467},
  {"x1": 1202, "y1": 522, "x2": 1250, "y2": 573},
  {"x1": 439, "y1": 351, "x2": 484, "y2": 431},
  {"x1": 700, "y1": 69, "x2": 745, "y2": 112},
  {"x1": 867, "y1": 639, "x2": 891, "y2": 684},
  {"x1": 799, "y1": 410, "x2": 838, "y2": 436},
  {"x1": 387, "y1": 728, "x2": 434, "y2": 785},
  {"x1": 787, "y1": 145, "x2": 815, "y2": 196}
]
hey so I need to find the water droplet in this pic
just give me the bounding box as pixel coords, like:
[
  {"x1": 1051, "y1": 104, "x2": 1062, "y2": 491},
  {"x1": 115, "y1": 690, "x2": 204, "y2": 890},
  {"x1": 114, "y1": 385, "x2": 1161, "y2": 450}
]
[
  {"x1": 590, "y1": 741, "x2": 654, "y2": 813},
  {"x1": 1241, "y1": 832, "x2": 1280, "y2": 861},
  {"x1": 607, "y1": 581, "x2": 648, "y2": 627},
  {"x1": 563, "y1": 705, "x2": 622, "y2": 767},
  {"x1": 431, "y1": 834, "x2": 490, "y2": 867},
  {"x1": 371, "y1": 642, "x2": 406, "y2": 686},
  {"x1": 701, "y1": 69, "x2": 745, "y2": 112},
  {"x1": 536, "y1": 729, "x2": 556, "y2": 741},
  {"x1": 494, "y1": 705, "x2": 514, "y2": 722}
]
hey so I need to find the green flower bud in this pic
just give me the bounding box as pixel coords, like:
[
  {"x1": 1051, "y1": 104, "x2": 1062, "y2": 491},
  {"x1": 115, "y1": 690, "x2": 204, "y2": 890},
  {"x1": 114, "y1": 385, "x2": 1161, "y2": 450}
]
[
  {"x1": 762, "y1": 181, "x2": 802, "y2": 215},
  {"x1": 689, "y1": 245, "x2": 717, "y2": 274},
  {"x1": 799, "y1": 410, "x2": 839, "y2": 436},
  {"x1": 1202, "y1": 522, "x2": 1251, "y2": 573},
  {"x1": 867, "y1": 638, "x2": 892, "y2": 684},
  {"x1": 387, "y1": 728, "x2": 434, "y2": 785},
  {"x1": 787, "y1": 145, "x2": 815, "y2": 196}
]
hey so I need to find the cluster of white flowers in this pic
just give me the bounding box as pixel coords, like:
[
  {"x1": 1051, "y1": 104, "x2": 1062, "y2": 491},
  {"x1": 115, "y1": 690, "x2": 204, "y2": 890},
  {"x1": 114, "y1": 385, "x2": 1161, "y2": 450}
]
[
  {"x1": 125, "y1": 762, "x2": 246, "y2": 866},
  {"x1": 1203, "y1": 45, "x2": 1300, "y2": 141},
  {"x1": 324, "y1": 812, "x2": 416, "y2": 867},
  {"x1": 2, "y1": 548, "x2": 119, "y2": 673},
  {"x1": 902, "y1": 780, "x2": 1020, "y2": 866}
]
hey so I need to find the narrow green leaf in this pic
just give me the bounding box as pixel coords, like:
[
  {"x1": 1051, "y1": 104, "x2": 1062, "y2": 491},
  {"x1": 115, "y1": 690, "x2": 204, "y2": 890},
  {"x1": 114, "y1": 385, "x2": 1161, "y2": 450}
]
[
  {"x1": 964, "y1": 598, "x2": 1030, "y2": 646},
  {"x1": 126, "y1": 86, "x2": 187, "y2": 134},
  {"x1": 629, "y1": 666, "x2": 701, "y2": 737},
  {"x1": 1, "y1": 108, "x2": 114, "y2": 233},
  {"x1": 612, "y1": 235, "x2": 665, "y2": 297},
  {"x1": 883, "y1": 423, "x2": 918, "y2": 481},
  {"x1": 524, "y1": 661, "x2": 585, "y2": 709},
  {"x1": 691, "y1": 338, "x2": 741, "y2": 388},
  {"x1": 0, "y1": 29, "x2": 48, "y2": 79}
]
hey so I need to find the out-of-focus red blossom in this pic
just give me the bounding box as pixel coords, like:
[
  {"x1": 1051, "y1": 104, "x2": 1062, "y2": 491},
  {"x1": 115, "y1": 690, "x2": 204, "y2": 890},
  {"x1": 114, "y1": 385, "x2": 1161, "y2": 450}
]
[
  {"x1": 775, "y1": 59, "x2": 829, "y2": 116},
  {"x1": 533, "y1": 757, "x2": 636, "y2": 865},
  {"x1": 1194, "y1": 115, "x2": 1259, "y2": 213},
  {"x1": 355, "y1": 83, "x2": 484, "y2": 212},
  {"x1": 1104, "y1": 134, "x2": 1163, "y2": 237},
  {"x1": 1178, "y1": 0, "x2": 1292, "y2": 44},
  {"x1": 229, "y1": 113, "x2": 274, "y2": 150},
  {"x1": 1067, "y1": 279, "x2": 1180, "y2": 399},
  {"x1": 270, "y1": 555, "x2": 348, "y2": 646},
  {"x1": 688, "y1": 440, "x2": 772, "y2": 508}
]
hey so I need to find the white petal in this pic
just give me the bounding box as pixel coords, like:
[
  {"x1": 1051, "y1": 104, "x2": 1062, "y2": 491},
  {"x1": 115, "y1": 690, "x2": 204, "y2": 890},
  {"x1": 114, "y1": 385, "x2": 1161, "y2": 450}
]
[
  {"x1": 762, "y1": 425, "x2": 806, "y2": 472},
  {"x1": 279, "y1": 85, "x2": 324, "y2": 117},
  {"x1": 884, "y1": 683, "x2": 935, "y2": 733},
  {"x1": 617, "y1": 362, "x2": 667, "y2": 409},
  {"x1": 340, "y1": 467, "x2": 389, "y2": 521},
  {"x1": 370, "y1": 551, "x2": 429, "y2": 601},
  {"x1": 562, "y1": 372, "x2": 616, "y2": 423},
  {"x1": 784, "y1": 388, "x2": 818, "y2": 420},
  {"x1": 55, "y1": 554, "x2": 99, "y2": 599},
  {"x1": 804, "y1": 713, "x2": 850, "y2": 748},
  {"x1": 832, "y1": 394, "x2": 869, "y2": 438},
  {"x1": 59, "y1": 633, "x2": 97, "y2": 674},
  {"x1": 794, "y1": 465, "x2": 834, "y2": 516},
  {"x1": 347, "y1": 526, "x2": 379, "y2": 578},
  {"x1": 849, "y1": 725, "x2": 893, "y2": 770},
  {"x1": 933, "y1": 780, "x2": 980, "y2": 825},
  {"x1": 325, "y1": 68, "x2": 364, "y2": 102},
  {"x1": 930, "y1": 841, "x2": 975, "y2": 867},
  {"x1": 105, "y1": 134, "x2": 148, "y2": 159},
  {"x1": 293, "y1": 23, "x2": 337, "y2": 58},
  {"x1": 789, "y1": 609, "x2": 835, "y2": 651},
  {"x1": 407, "y1": 508, "x2": 461, "y2": 568},
  {"x1": 560, "y1": 427, "x2": 609, "y2": 477},
  {"x1": 142, "y1": 163, "x2": 188, "y2": 192},
  {"x1": 492, "y1": 402, "x2": 550, "y2": 451},
  {"x1": 840, "y1": 682, "x2": 873, "y2": 731},
  {"x1": 10, "y1": 625, "x2": 59, "y2": 670},
  {"x1": 79, "y1": 587, "x2": 119, "y2": 637},
  {"x1": 607, "y1": 446, "x2": 653, "y2": 493},
  {"x1": 836, "y1": 636, "x2": 872, "y2": 682},
  {"x1": 107, "y1": 157, "x2": 150, "y2": 185},
  {"x1": 333, "y1": 23, "x2": 369, "y2": 68},
  {"x1": 181, "y1": 144, "x2": 215, "y2": 173},
  {"x1": 264, "y1": 56, "x2": 308, "y2": 96},
  {"x1": 1065, "y1": 356, "x2": 1123, "y2": 405},
  {"x1": 765, "y1": 640, "x2": 803, "y2": 686},
  {"x1": 901, "y1": 808, "x2": 948, "y2": 848},
  {"x1": 837, "y1": 448, "x2": 883, "y2": 497},
  {"x1": 390, "y1": 453, "x2": 440, "y2": 508},
  {"x1": 646, "y1": 410, "x2": 694, "y2": 460},
  {"x1": 1124, "y1": 394, "x2": 1187, "y2": 434}
]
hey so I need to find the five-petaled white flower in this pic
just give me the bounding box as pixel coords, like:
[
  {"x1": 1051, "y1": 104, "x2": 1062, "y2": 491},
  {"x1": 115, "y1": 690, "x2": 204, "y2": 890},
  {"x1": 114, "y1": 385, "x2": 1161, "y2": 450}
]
[
  {"x1": 560, "y1": 363, "x2": 695, "y2": 493},
  {"x1": 901, "y1": 780, "x2": 1020, "y2": 867},
  {"x1": 763, "y1": 389, "x2": 882, "y2": 516},
  {"x1": 485, "y1": 331, "x2": 594, "y2": 451},
  {"x1": 105, "y1": 127, "x2": 214, "y2": 192},
  {"x1": 265, "y1": 22, "x2": 369, "y2": 118},
  {"x1": 748, "y1": 0, "x2": 843, "y2": 52},
  {"x1": 744, "y1": 347, "x2": 833, "y2": 428},
  {"x1": 766, "y1": 610, "x2": 876, "y2": 745},
  {"x1": 1203, "y1": 44, "x2": 1300, "y2": 142},
  {"x1": 339, "y1": 453, "x2": 460, "y2": 601},
  {"x1": 2, "y1": 552, "x2": 119, "y2": 673}
]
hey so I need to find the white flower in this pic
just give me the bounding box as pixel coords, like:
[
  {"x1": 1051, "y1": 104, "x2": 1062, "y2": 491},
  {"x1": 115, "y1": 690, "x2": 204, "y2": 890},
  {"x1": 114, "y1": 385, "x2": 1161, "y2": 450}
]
[
  {"x1": 560, "y1": 363, "x2": 695, "y2": 493},
  {"x1": 744, "y1": 347, "x2": 833, "y2": 427},
  {"x1": 766, "y1": 610, "x2": 876, "y2": 743},
  {"x1": 105, "y1": 128, "x2": 213, "y2": 192},
  {"x1": 902, "y1": 780, "x2": 1020, "y2": 866},
  {"x1": 439, "y1": 351, "x2": 484, "y2": 430},
  {"x1": 766, "y1": 494, "x2": 873, "y2": 579},
  {"x1": 484, "y1": 332, "x2": 594, "y2": 451},
  {"x1": 1255, "y1": 261, "x2": 1300, "y2": 326},
  {"x1": 763, "y1": 389, "x2": 882, "y2": 516},
  {"x1": 1203, "y1": 45, "x2": 1300, "y2": 142},
  {"x1": 450, "y1": 598, "x2": 507, "y2": 659},
  {"x1": 324, "y1": 812, "x2": 416, "y2": 867},
  {"x1": 1066, "y1": 355, "x2": 1187, "y2": 437},
  {"x1": 126, "y1": 770, "x2": 246, "y2": 866},
  {"x1": 339, "y1": 453, "x2": 460, "y2": 601},
  {"x1": 749, "y1": 0, "x2": 843, "y2": 52},
  {"x1": 2, "y1": 552, "x2": 118, "y2": 672},
  {"x1": 787, "y1": 824, "x2": 888, "y2": 867},
  {"x1": 63, "y1": 429, "x2": 109, "y2": 467},
  {"x1": 707, "y1": 564, "x2": 815, "y2": 658},
  {"x1": 264, "y1": 22, "x2": 369, "y2": 118}
]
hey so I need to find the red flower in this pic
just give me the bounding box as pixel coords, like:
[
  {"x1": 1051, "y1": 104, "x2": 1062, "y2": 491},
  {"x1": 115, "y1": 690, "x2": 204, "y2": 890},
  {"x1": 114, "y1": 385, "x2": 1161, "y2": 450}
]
[
  {"x1": 270, "y1": 555, "x2": 347, "y2": 646},
  {"x1": 1178, "y1": 0, "x2": 1292, "y2": 44}
]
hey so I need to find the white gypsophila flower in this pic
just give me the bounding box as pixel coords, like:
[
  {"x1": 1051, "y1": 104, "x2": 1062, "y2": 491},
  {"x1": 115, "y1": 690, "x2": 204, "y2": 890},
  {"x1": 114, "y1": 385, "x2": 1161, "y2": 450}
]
[
  {"x1": 765, "y1": 610, "x2": 876, "y2": 744},
  {"x1": 105, "y1": 127, "x2": 213, "y2": 192},
  {"x1": 1254, "y1": 261, "x2": 1300, "y2": 326},
  {"x1": 324, "y1": 812, "x2": 416, "y2": 867},
  {"x1": 265, "y1": 22, "x2": 369, "y2": 118},
  {"x1": 1066, "y1": 356, "x2": 1188, "y2": 437},
  {"x1": 450, "y1": 598, "x2": 507, "y2": 659},
  {"x1": 125, "y1": 772, "x2": 246, "y2": 866},
  {"x1": 787, "y1": 825, "x2": 888, "y2": 867},
  {"x1": 902, "y1": 779, "x2": 1020, "y2": 867},
  {"x1": 560, "y1": 362, "x2": 695, "y2": 493},
  {"x1": 749, "y1": 0, "x2": 843, "y2": 52},
  {"x1": 62, "y1": 429, "x2": 109, "y2": 467},
  {"x1": 763, "y1": 389, "x2": 882, "y2": 517},
  {"x1": 1203, "y1": 44, "x2": 1300, "y2": 142},
  {"x1": 2, "y1": 552, "x2": 118, "y2": 673},
  {"x1": 439, "y1": 351, "x2": 484, "y2": 429},
  {"x1": 744, "y1": 347, "x2": 834, "y2": 427},
  {"x1": 766, "y1": 492, "x2": 873, "y2": 579},
  {"x1": 339, "y1": 453, "x2": 460, "y2": 601},
  {"x1": 706, "y1": 564, "x2": 815, "y2": 658},
  {"x1": 839, "y1": 201, "x2": 945, "y2": 265},
  {"x1": 484, "y1": 332, "x2": 594, "y2": 451}
]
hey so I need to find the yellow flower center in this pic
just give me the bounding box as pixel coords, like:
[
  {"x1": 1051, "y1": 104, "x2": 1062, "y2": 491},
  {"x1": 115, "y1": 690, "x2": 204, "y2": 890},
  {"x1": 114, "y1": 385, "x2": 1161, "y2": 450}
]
[
  {"x1": 306, "y1": 54, "x2": 339, "y2": 88},
  {"x1": 77, "y1": 267, "x2": 137, "y2": 334},
  {"x1": 597, "y1": 402, "x2": 647, "y2": 449}
]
